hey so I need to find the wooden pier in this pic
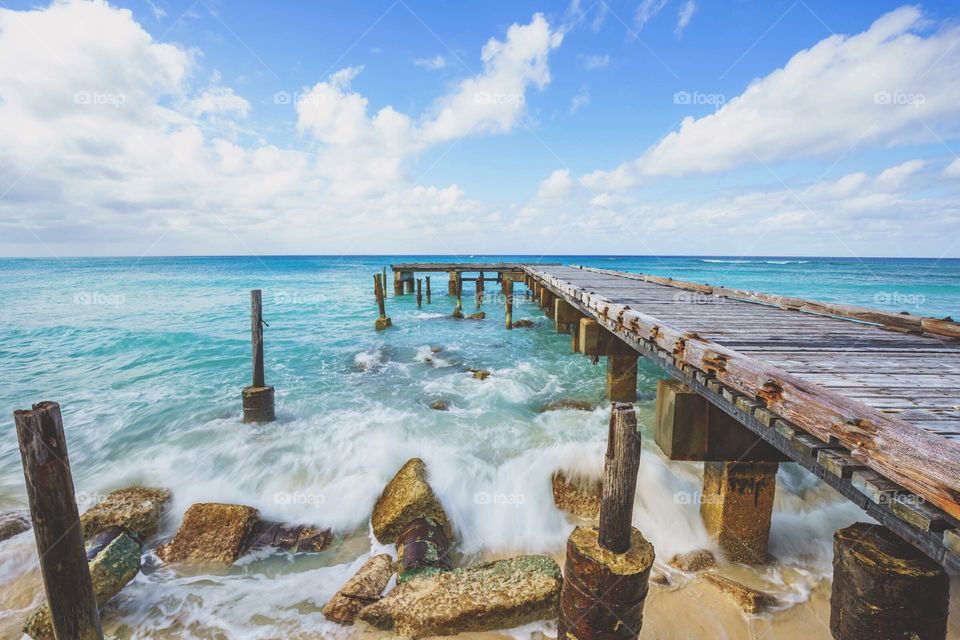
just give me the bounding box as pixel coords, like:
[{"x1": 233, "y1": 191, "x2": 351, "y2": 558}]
[{"x1": 390, "y1": 261, "x2": 960, "y2": 572}]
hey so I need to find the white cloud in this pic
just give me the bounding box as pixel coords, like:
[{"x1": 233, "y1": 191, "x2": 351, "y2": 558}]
[
  {"x1": 419, "y1": 13, "x2": 563, "y2": 144},
  {"x1": 413, "y1": 55, "x2": 446, "y2": 70},
  {"x1": 0, "y1": 2, "x2": 563, "y2": 255},
  {"x1": 569, "y1": 86, "x2": 590, "y2": 114},
  {"x1": 186, "y1": 87, "x2": 250, "y2": 118},
  {"x1": 579, "y1": 53, "x2": 611, "y2": 70},
  {"x1": 944, "y1": 158, "x2": 960, "y2": 178},
  {"x1": 583, "y1": 6, "x2": 960, "y2": 190},
  {"x1": 636, "y1": 0, "x2": 669, "y2": 31},
  {"x1": 675, "y1": 0, "x2": 695, "y2": 37}
]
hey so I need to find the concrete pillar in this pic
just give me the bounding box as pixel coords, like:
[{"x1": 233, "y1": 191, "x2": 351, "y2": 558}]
[
  {"x1": 606, "y1": 355, "x2": 638, "y2": 402},
  {"x1": 700, "y1": 461, "x2": 777, "y2": 564},
  {"x1": 403, "y1": 272, "x2": 414, "y2": 294},
  {"x1": 394, "y1": 270, "x2": 403, "y2": 295},
  {"x1": 830, "y1": 523, "x2": 948, "y2": 640},
  {"x1": 448, "y1": 271, "x2": 457, "y2": 295}
]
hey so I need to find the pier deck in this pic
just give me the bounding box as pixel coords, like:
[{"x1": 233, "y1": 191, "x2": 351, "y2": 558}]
[{"x1": 521, "y1": 264, "x2": 960, "y2": 570}]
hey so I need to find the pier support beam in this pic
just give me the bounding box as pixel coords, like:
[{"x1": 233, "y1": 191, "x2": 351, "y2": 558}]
[
  {"x1": 452, "y1": 272, "x2": 464, "y2": 319},
  {"x1": 416, "y1": 278, "x2": 423, "y2": 308},
  {"x1": 606, "y1": 355, "x2": 638, "y2": 403},
  {"x1": 394, "y1": 270, "x2": 404, "y2": 295},
  {"x1": 404, "y1": 272, "x2": 414, "y2": 294},
  {"x1": 554, "y1": 299, "x2": 581, "y2": 335},
  {"x1": 654, "y1": 380, "x2": 787, "y2": 462},
  {"x1": 448, "y1": 271, "x2": 457, "y2": 295},
  {"x1": 559, "y1": 404, "x2": 653, "y2": 640},
  {"x1": 425, "y1": 276, "x2": 431, "y2": 304},
  {"x1": 242, "y1": 289, "x2": 275, "y2": 423},
  {"x1": 830, "y1": 523, "x2": 948, "y2": 640},
  {"x1": 700, "y1": 461, "x2": 777, "y2": 564}
]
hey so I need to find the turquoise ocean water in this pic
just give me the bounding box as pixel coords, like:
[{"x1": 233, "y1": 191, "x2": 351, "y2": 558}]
[{"x1": 0, "y1": 255, "x2": 958, "y2": 638}]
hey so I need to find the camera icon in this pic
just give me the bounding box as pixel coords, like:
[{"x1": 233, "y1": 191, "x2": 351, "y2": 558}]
[
  {"x1": 74, "y1": 91, "x2": 92, "y2": 105},
  {"x1": 274, "y1": 91, "x2": 292, "y2": 105},
  {"x1": 673, "y1": 91, "x2": 691, "y2": 105},
  {"x1": 873, "y1": 91, "x2": 891, "y2": 105},
  {"x1": 474, "y1": 491, "x2": 491, "y2": 505},
  {"x1": 474, "y1": 91, "x2": 492, "y2": 105}
]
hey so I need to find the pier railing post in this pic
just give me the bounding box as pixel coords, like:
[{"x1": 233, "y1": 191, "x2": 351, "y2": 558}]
[
  {"x1": 242, "y1": 289, "x2": 275, "y2": 423},
  {"x1": 504, "y1": 276, "x2": 513, "y2": 329},
  {"x1": 559, "y1": 403, "x2": 653, "y2": 640},
  {"x1": 14, "y1": 402, "x2": 104, "y2": 640}
]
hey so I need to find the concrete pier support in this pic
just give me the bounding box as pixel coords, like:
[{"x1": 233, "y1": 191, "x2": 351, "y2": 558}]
[
  {"x1": 830, "y1": 523, "x2": 949, "y2": 640},
  {"x1": 606, "y1": 355, "x2": 638, "y2": 402},
  {"x1": 700, "y1": 461, "x2": 777, "y2": 564},
  {"x1": 404, "y1": 272, "x2": 414, "y2": 294},
  {"x1": 394, "y1": 271, "x2": 404, "y2": 295},
  {"x1": 448, "y1": 271, "x2": 457, "y2": 295}
]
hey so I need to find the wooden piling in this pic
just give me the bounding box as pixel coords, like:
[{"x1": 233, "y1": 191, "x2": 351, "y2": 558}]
[
  {"x1": 14, "y1": 402, "x2": 104, "y2": 640},
  {"x1": 416, "y1": 278, "x2": 423, "y2": 308},
  {"x1": 599, "y1": 404, "x2": 643, "y2": 552},
  {"x1": 452, "y1": 272, "x2": 464, "y2": 319},
  {"x1": 374, "y1": 274, "x2": 392, "y2": 331},
  {"x1": 559, "y1": 404, "x2": 653, "y2": 640},
  {"x1": 504, "y1": 276, "x2": 513, "y2": 329},
  {"x1": 382, "y1": 267, "x2": 388, "y2": 297},
  {"x1": 425, "y1": 276, "x2": 431, "y2": 304},
  {"x1": 242, "y1": 289, "x2": 275, "y2": 423},
  {"x1": 830, "y1": 523, "x2": 948, "y2": 639}
]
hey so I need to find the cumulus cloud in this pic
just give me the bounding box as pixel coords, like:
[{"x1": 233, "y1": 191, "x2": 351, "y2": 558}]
[
  {"x1": 0, "y1": 2, "x2": 562, "y2": 255},
  {"x1": 583, "y1": 6, "x2": 960, "y2": 190}
]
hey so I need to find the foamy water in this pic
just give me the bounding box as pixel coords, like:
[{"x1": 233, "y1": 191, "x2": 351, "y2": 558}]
[{"x1": 0, "y1": 255, "x2": 957, "y2": 638}]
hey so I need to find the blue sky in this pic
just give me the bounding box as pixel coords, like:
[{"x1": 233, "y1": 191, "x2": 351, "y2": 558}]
[{"x1": 1, "y1": 0, "x2": 959, "y2": 257}]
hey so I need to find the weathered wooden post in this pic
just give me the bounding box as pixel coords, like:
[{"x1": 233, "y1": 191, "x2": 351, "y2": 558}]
[
  {"x1": 416, "y1": 278, "x2": 423, "y2": 308},
  {"x1": 425, "y1": 276, "x2": 431, "y2": 304},
  {"x1": 830, "y1": 523, "x2": 948, "y2": 639},
  {"x1": 374, "y1": 274, "x2": 392, "y2": 331},
  {"x1": 242, "y1": 289, "x2": 275, "y2": 423},
  {"x1": 382, "y1": 267, "x2": 388, "y2": 296},
  {"x1": 559, "y1": 404, "x2": 654, "y2": 640},
  {"x1": 504, "y1": 276, "x2": 513, "y2": 329},
  {"x1": 14, "y1": 402, "x2": 104, "y2": 640},
  {"x1": 475, "y1": 271, "x2": 484, "y2": 307},
  {"x1": 452, "y1": 272, "x2": 464, "y2": 319}
]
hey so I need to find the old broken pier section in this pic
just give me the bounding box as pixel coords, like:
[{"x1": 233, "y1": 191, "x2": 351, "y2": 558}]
[{"x1": 390, "y1": 261, "x2": 960, "y2": 639}]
